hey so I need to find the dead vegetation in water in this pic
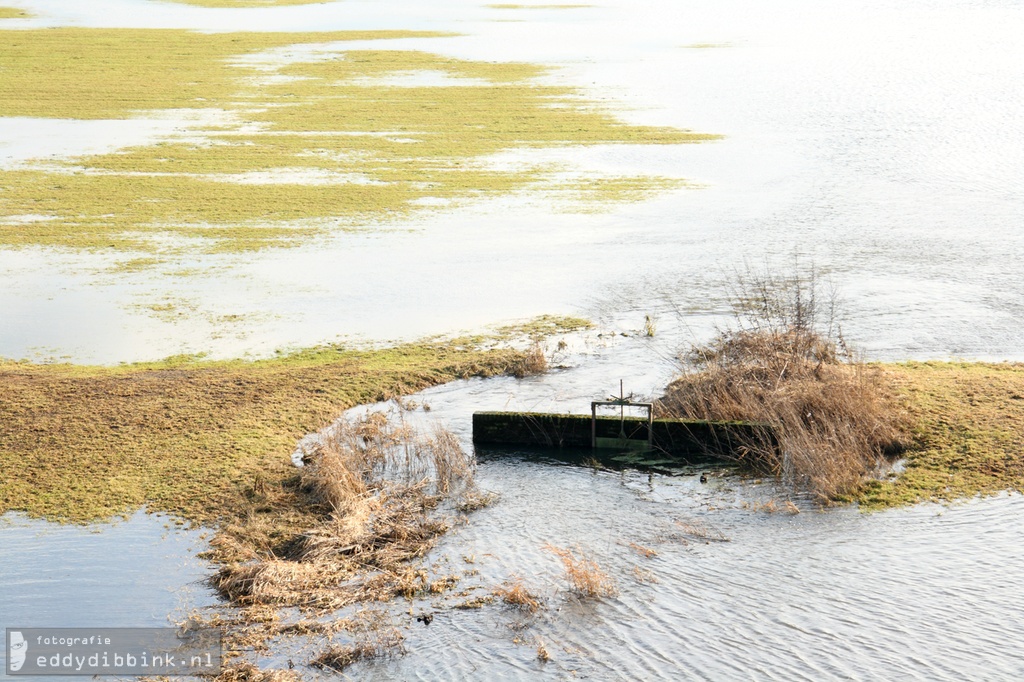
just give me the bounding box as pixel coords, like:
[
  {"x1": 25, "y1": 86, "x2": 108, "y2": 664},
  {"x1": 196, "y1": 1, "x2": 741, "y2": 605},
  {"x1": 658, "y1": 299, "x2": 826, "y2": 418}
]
[
  {"x1": 203, "y1": 409, "x2": 490, "y2": 667},
  {"x1": 310, "y1": 628, "x2": 407, "y2": 673},
  {"x1": 493, "y1": 576, "x2": 543, "y2": 613},
  {"x1": 672, "y1": 519, "x2": 730, "y2": 543},
  {"x1": 544, "y1": 545, "x2": 618, "y2": 598},
  {"x1": 658, "y1": 264, "x2": 912, "y2": 503},
  {"x1": 509, "y1": 342, "x2": 549, "y2": 378},
  {"x1": 211, "y1": 662, "x2": 301, "y2": 682},
  {"x1": 212, "y1": 410, "x2": 477, "y2": 608},
  {"x1": 626, "y1": 541, "x2": 658, "y2": 558}
]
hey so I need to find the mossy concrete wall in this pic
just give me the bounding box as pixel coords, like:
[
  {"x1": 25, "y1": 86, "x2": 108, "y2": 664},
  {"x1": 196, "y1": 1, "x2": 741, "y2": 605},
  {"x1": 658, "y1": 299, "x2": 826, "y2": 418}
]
[{"x1": 472, "y1": 411, "x2": 773, "y2": 459}]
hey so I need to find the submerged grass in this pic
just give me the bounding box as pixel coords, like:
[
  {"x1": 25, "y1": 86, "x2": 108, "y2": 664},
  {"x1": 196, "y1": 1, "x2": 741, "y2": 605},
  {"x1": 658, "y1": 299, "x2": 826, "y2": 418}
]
[{"x1": 0, "y1": 28, "x2": 717, "y2": 255}]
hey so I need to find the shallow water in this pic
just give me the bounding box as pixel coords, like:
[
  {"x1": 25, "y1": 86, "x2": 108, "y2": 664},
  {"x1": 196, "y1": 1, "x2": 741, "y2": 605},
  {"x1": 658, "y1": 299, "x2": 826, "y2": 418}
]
[
  {"x1": 0, "y1": 510, "x2": 217, "y2": 677},
  {"x1": 2, "y1": 0, "x2": 1023, "y2": 362}
]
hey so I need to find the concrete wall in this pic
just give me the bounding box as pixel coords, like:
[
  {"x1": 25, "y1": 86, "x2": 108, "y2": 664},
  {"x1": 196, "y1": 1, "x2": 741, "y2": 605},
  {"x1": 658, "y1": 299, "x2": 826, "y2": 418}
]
[{"x1": 472, "y1": 411, "x2": 774, "y2": 459}]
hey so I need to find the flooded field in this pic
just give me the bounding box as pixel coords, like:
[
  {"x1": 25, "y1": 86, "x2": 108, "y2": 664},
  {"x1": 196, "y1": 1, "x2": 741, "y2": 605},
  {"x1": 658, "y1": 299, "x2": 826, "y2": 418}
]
[
  {"x1": 1, "y1": 0, "x2": 1022, "y2": 362},
  {"x1": 2, "y1": 0, "x2": 1024, "y2": 678}
]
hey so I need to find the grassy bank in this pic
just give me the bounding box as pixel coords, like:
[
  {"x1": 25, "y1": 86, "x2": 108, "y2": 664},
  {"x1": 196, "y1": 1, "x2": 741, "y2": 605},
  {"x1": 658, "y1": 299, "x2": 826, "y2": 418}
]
[
  {"x1": 859, "y1": 362, "x2": 1024, "y2": 509},
  {"x1": 0, "y1": 322, "x2": 580, "y2": 526}
]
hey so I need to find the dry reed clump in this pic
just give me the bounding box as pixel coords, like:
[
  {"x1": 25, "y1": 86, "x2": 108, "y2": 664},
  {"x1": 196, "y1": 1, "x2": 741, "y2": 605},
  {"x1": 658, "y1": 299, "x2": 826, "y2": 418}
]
[
  {"x1": 492, "y1": 576, "x2": 543, "y2": 613},
  {"x1": 310, "y1": 628, "x2": 406, "y2": 673},
  {"x1": 213, "y1": 663, "x2": 301, "y2": 682},
  {"x1": 544, "y1": 545, "x2": 618, "y2": 598},
  {"x1": 658, "y1": 265, "x2": 911, "y2": 502},
  {"x1": 210, "y1": 410, "x2": 480, "y2": 663},
  {"x1": 510, "y1": 342, "x2": 548, "y2": 378},
  {"x1": 536, "y1": 638, "x2": 551, "y2": 662}
]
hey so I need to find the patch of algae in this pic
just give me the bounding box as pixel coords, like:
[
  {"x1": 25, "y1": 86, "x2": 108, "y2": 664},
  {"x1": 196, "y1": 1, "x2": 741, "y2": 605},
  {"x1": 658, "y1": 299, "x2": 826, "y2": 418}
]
[{"x1": 0, "y1": 29, "x2": 718, "y2": 255}]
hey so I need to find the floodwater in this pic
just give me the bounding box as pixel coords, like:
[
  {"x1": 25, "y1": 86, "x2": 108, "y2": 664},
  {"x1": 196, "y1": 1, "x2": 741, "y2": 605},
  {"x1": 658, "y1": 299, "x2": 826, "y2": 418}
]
[
  {"x1": 1, "y1": 0, "x2": 1023, "y2": 361},
  {"x1": 276, "y1": 331, "x2": 1024, "y2": 680},
  {"x1": 0, "y1": 510, "x2": 216, "y2": 677},
  {"x1": 3, "y1": 0, "x2": 1024, "y2": 679}
]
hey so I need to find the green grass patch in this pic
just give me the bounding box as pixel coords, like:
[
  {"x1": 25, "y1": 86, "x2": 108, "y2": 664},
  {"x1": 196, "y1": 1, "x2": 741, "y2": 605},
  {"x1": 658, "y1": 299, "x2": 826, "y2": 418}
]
[
  {"x1": 0, "y1": 333, "x2": 552, "y2": 526},
  {"x1": 857, "y1": 362, "x2": 1024, "y2": 509},
  {"x1": 0, "y1": 28, "x2": 718, "y2": 255}
]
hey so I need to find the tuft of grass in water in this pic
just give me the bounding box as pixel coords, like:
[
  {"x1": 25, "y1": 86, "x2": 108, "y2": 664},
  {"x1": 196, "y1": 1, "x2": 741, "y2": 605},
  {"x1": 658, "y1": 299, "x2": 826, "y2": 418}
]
[
  {"x1": 0, "y1": 29, "x2": 717, "y2": 255},
  {"x1": 212, "y1": 662, "x2": 301, "y2": 681},
  {"x1": 627, "y1": 541, "x2": 657, "y2": 558},
  {"x1": 310, "y1": 628, "x2": 406, "y2": 673},
  {"x1": 509, "y1": 342, "x2": 548, "y2": 378},
  {"x1": 493, "y1": 576, "x2": 543, "y2": 612},
  {"x1": 0, "y1": 7, "x2": 28, "y2": 18},
  {"x1": 544, "y1": 544, "x2": 617, "y2": 598}
]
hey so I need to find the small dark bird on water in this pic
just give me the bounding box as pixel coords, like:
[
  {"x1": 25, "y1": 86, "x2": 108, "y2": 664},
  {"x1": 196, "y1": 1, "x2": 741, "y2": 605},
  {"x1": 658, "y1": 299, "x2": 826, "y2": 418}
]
[
  {"x1": 287, "y1": 660, "x2": 294, "y2": 670},
  {"x1": 699, "y1": 473, "x2": 708, "y2": 484},
  {"x1": 417, "y1": 614, "x2": 433, "y2": 626}
]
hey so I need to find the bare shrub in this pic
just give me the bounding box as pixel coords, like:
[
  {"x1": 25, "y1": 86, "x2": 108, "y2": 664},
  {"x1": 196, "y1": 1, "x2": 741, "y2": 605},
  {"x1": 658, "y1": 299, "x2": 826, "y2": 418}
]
[
  {"x1": 544, "y1": 545, "x2": 617, "y2": 598},
  {"x1": 493, "y1": 576, "x2": 543, "y2": 612},
  {"x1": 658, "y1": 264, "x2": 911, "y2": 502}
]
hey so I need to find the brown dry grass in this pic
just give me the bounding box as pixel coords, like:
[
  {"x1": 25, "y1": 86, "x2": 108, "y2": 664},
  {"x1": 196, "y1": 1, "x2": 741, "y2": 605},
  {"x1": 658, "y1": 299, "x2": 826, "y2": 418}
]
[
  {"x1": 658, "y1": 267, "x2": 911, "y2": 502},
  {"x1": 212, "y1": 411, "x2": 472, "y2": 609},
  {"x1": 544, "y1": 545, "x2": 618, "y2": 598},
  {"x1": 510, "y1": 342, "x2": 549, "y2": 378},
  {"x1": 310, "y1": 628, "x2": 406, "y2": 673},
  {"x1": 213, "y1": 663, "x2": 301, "y2": 682},
  {"x1": 493, "y1": 576, "x2": 543, "y2": 612},
  {"x1": 627, "y1": 542, "x2": 658, "y2": 558}
]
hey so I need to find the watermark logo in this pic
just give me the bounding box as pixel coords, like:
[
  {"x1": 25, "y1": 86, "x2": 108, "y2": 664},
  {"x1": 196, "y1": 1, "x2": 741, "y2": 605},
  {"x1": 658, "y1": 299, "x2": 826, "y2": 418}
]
[
  {"x1": 8, "y1": 631, "x2": 27, "y2": 672},
  {"x1": 5, "y1": 628, "x2": 221, "y2": 677}
]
